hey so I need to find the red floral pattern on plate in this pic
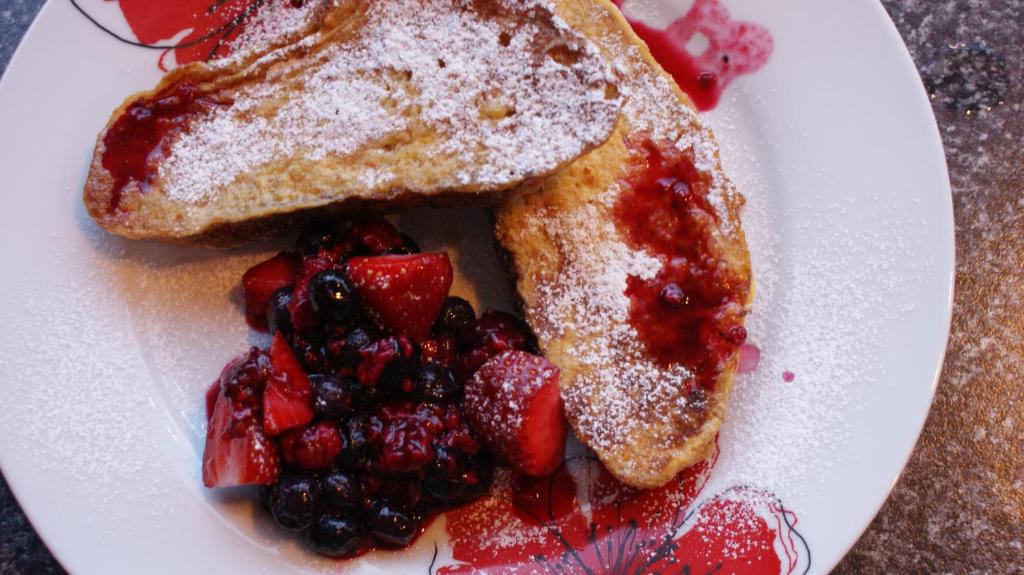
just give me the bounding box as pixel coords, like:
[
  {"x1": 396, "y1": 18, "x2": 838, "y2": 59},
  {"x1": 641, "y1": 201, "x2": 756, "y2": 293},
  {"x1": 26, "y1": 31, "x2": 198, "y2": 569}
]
[
  {"x1": 83, "y1": 0, "x2": 291, "y2": 71},
  {"x1": 437, "y1": 444, "x2": 808, "y2": 574}
]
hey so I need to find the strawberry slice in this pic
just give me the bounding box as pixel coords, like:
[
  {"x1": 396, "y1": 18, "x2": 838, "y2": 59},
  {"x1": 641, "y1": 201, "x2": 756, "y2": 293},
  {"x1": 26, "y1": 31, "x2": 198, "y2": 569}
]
[
  {"x1": 347, "y1": 253, "x2": 454, "y2": 341},
  {"x1": 205, "y1": 379, "x2": 220, "y2": 422},
  {"x1": 203, "y1": 392, "x2": 280, "y2": 487},
  {"x1": 463, "y1": 351, "x2": 567, "y2": 477},
  {"x1": 202, "y1": 352, "x2": 280, "y2": 487},
  {"x1": 263, "y1": 332, "x2": 315, "y2": 436},
  {"x1": 242, "y1": 252, "x2": 299, "y2": 331}
]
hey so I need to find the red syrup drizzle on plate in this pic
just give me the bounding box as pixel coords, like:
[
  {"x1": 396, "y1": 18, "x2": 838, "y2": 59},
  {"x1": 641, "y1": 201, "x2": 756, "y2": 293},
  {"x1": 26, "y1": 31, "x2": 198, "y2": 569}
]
[
  {"x1": 739, "y1": 343, "x2": 761, "y2": 373},
  {"x1": 511, "y1": 470, "x2": 579, "y2": 524},
  {"x1": 611, "y1": 0, "x2": 773, "y2": 111},
  {"x1": 614, "y1": 140, "x2": 750, "y2": 388},
  {"x1": 441, "y1": 446, "x2": 808, "y2": 574},
  {"x1": 101, "y1": 83, "x2": 230, "y2": 213}
]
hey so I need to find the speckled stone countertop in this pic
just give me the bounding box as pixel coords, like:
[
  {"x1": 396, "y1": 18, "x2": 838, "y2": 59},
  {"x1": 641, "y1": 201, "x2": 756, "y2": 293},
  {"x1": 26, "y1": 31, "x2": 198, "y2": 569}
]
[{"x1": 1, "y1": 0, "x2": 1021, "y2": 573}]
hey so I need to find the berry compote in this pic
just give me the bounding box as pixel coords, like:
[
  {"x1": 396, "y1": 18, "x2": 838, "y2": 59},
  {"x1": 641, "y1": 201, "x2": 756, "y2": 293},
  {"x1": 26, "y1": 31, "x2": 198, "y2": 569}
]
[{"x1": 203, "y1": 217, "x2": 542, "y2": 558}]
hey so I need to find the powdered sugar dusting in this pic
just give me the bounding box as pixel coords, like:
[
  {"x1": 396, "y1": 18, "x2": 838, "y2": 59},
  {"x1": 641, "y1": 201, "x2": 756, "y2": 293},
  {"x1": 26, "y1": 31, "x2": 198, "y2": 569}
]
[
  {"x1": 0, "y1": 225, "x2": 197, "y2": 545},
  {"x1": 158, "y1": 0, "x2": 621, "y2": 204},
  {"x1": 582, "y1": 0, "x2": 683, "y2": 143},
  {"x1": 498, "y1": 1, "x2": 741, "y2": 479},
  {"x1": 701, "y1": 83, "x2": 935, "y2": 496},
  {"x1": 226, "y1": 0, "x2": 325, "y2": 57},
  {"x1": 591, "y1": 0, "x2": 737, "y2": 228},
  {"x1": 442, "y1": 469, "x2": 554, "y2": 551},
  {"x1": 515, "y1": 198, "x2": 706, "y2": 460}
]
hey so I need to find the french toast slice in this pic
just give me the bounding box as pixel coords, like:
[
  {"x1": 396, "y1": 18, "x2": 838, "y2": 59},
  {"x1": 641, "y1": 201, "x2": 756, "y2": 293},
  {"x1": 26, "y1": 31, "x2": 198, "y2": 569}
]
[
  {"x1": 495, "y1": 0, "x2": 753, "y2": 489},
  {"x1": 84, "y1": 0, "x2": 622, "y2": 247}
]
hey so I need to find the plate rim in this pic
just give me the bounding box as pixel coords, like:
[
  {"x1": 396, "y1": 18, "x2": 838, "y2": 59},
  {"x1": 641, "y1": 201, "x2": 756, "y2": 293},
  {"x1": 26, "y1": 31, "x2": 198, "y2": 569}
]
[
  {"x1": 823, "y1": 0, "x2": 956, "y2": 567},
  {"x1": 0, "y1": 0, "x2": 956, "y2": 573}
]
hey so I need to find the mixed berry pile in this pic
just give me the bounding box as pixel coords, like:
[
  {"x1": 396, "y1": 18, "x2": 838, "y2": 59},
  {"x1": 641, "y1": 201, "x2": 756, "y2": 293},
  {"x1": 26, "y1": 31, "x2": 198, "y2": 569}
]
[{"x1": 201, "y1": 218, "x2": 567, "y2": 558}]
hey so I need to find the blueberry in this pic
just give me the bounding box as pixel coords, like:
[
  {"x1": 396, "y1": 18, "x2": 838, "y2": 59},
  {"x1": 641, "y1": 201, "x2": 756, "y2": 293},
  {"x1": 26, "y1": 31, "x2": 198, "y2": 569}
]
[
  {"x1": 416, "y1": 364, "x2": 459, "y2": 404},
  {"x1": 433, "y1": 297, "x2": 476, "y2": 339},
  {"x1": 310, "y1": 374, "x2": 354, "y2": 419},
  {"x1": 296, "y1": 220, "x2": 350, "y2": 255},
  {"x1": 266, "y1": 287, "x2": 293, "y2": 335},
  {"x1": 309, "y1": 270, "x2": 358, "y2": 325},
  {"x1": 320, "y1": 470, "x2": 363, "y2": 510},
  {"x1": 367, "y1": 501, "x2": 420, "y2": 548},
  {"x1": 423, "y1": 452, "x2": 491, "y2": 507},
  {"x1": 305, "y1": 512, "x2": 365, "y2": 558},
  {"x1": 421, "y1": 448, "x2": 464, "y2": 502},
  {"x1": 333, "y1": 326, "x2": 375, "y2": 368},
  {"x1": 267, "y1": 473, "x2": 321, "y2": 531}
]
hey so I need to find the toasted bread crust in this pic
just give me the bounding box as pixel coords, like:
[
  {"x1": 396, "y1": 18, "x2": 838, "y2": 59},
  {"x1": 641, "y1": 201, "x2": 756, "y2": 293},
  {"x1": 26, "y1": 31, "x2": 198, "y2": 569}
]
[
  {"x1": 495, "y1": 0, "x2": 752, "y2": 488},
  {"x1": 84, "y1": 0, "x2": 621, "y2": 247}
]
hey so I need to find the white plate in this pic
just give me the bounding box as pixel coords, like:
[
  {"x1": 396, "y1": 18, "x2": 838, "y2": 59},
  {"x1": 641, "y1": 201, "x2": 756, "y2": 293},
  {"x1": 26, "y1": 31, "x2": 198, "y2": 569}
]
[{"x1": 0, "y1": 0, "x2": 953, "y2": 573}]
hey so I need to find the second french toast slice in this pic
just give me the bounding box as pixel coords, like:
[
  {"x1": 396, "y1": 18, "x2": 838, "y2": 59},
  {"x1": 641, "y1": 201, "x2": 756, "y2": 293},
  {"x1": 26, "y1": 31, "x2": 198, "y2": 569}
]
[{"x1": 496, "y1": 0, "x2": 753, "y2": 489}]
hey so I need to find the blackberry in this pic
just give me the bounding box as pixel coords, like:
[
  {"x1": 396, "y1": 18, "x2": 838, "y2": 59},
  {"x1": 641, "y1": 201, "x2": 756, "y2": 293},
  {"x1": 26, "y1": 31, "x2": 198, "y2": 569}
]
[
  {"x1": 356, "y1": 337, "x2": 419, "y2": 395},
  {"x1": 419, "y1": 334, "x2": 457, "y2": 368}
]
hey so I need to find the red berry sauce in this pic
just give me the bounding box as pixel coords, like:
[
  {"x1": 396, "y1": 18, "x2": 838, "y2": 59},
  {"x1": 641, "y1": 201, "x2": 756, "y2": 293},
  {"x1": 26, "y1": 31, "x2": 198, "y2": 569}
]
[
  {"x1": 611, "y1": 0, "x2": 773, "y2": 111},
  {"x1": 615, "y1": 141, "x2": 749, "y2": 388},
  {"x1": 101, "y1": 82, "x2": 228, "y2": 213}
]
